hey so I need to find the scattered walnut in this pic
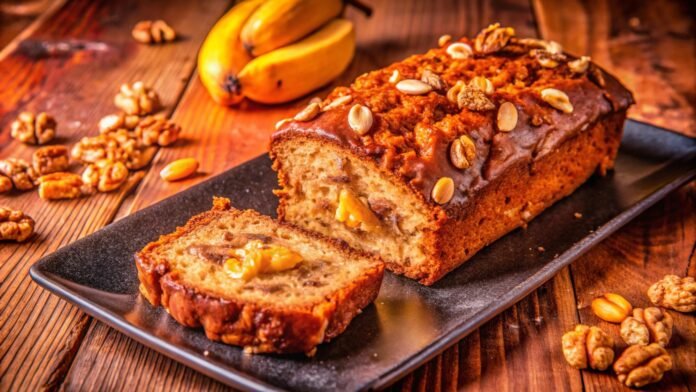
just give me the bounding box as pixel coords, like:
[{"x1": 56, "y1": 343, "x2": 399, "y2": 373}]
[
  {"x1": 0, "y1": 158, "x2": 38, "y2": 191},
  {"x1": 0, "y1": 175, "x2": 11, "y2": 193},
  {"x1": 10, "y1": 112, "x2": 56, "y2": 145},
  {"x1": 134, "y1": 116, "x2": 181, "y2": 146},
  {"x1": 32, "y1": 145, "x2": 70, "y2": 175},
  {"x1": 613, "y1": 343, "x2": 672, "y2": 388},
  {"x1": 647, "y1": 275, "x2": 696, "y2": 313},
  {"x1": 98, "y1": 113, "x2": 140, "y2": 134},
  {"x1": 474, "y1": 23, "x2": 515, "y2": 54},
  {"x1": 114, "y1": 81, "x2": 160, "y2": 116},
  {"x1": 561, "y1": 324, "x2": 614, "y2": 370},
  {"x1": 82, "y1": 159, "x2": 129, "y2": 192},
  {"x1": 72, "y1": 131, "x2": 156, "y2": 170},
  {"x1": 620, "y1": 307, "x2": 673, "y2": 347},
  {"x1": 37, "y1": 172, "x2": 91, "y2": 200},
  {"x1": 457, "y1": 84, "x2": 495, "y2": 111},
  {"x1": 132, "y1": 20, "x2": 176, "y2": 44},
  {"x1": 0, "y1": 206, "x2": 34, "y2": 242}
]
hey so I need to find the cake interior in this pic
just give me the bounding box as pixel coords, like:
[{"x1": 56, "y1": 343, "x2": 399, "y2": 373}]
[
  {"x1": 273, "y1": 138, "x2": 437, "y2": 277},
  {"x1": 151, "y1": 210, "x2": 377, "y2": 307}
]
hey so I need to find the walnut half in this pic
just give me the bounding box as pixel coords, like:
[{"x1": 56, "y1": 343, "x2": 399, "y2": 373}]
[
  {"x1": 561, "y1": 324, "x2": 614, "y2": 370},
  {"x1": 0, "y1": 158, "x2": 38, "y2": 191},
  {"x1": 32, "y1": 145, "x2": 70, "y2": 175},
  {"x1": 114, "y1": 81, "x2": 160, "y2": 116},
  {"x1": 10, "y1": 111, "x2": 56, "y2": 145},
  {"x1": 613, "y1": 343, "x2": 672, "y2": 388},
  {"x1": 135, "y1": 116, "x2": 181, "y2": 146},
  {"x1": 38, "y1": 172, "x2": 92, "y2": 200},
  {"x1": 0, "y1": 207, "x2": 35, "y2": 242},
  {"x1": 82, "y1": 159, "x2": 129, "y2": 192},
  {"x1": 620, "y1": 307, "x2": 673, "y2": 347},
  {"x1": 647, "y1": 275, "x2": 696, "y2": 313}
]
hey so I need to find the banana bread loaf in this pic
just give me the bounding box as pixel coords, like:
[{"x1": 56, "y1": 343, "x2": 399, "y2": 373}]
[
  {"x1": 270, "y1": 24, "x2": 634, "y2": 285},
  {"x1": 136, "y1": 197, "x2": 384, "y2": 355}
]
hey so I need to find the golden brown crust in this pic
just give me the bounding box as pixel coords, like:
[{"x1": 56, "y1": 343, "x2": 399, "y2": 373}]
[
  {"x1": 270, "y1": 26, "x2": 633, "y2": 285},
  {"x1": 135, "y1": 198, "x2": 384, "y2": 354}
]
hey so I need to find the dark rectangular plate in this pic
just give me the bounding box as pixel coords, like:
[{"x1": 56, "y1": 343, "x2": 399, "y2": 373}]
[{"x1": 31, "y1": 120, "x2": 695, "y2": 391}]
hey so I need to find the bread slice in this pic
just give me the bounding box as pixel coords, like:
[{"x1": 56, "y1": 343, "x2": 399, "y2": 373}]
[
  {"x1": 270, "y1": 25, "x2": 634, "y2": 285},
  {"x1": 135, "y1": 197, "x2": 384, "y2": 355}
]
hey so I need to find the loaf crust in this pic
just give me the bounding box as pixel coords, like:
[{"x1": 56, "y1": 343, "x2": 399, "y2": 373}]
[
  {"x1": 136, "y1": 198, "x2": 384, "y2": 354},
  {"x1": 271, "y1": 25, "x2": 634, "y2": 285}
]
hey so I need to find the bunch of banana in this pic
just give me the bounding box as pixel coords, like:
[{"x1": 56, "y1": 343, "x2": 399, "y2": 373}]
[{"x1": 198, "y1": 0, "x2": 359, "y2": 105}]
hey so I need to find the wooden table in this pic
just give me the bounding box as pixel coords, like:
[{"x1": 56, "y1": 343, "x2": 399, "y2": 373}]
[{"x1": 1, "y1": 0, "x2": 693, "y2": 390}]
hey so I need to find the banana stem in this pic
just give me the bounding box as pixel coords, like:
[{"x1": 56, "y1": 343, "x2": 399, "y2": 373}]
[
  {"x1": 344, "y1": 0, "x2": 373, "y2": 17},
  {"x1": 223, "y1": 75, "x2": 242, "y2": 96}
]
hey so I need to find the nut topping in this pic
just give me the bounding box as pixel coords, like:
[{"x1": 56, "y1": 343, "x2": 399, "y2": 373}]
[
  {"x1": 431, "y1": 177, "x2": 454, "y2": 204},
  {"x1": 322, "y1": 95, "x2": 352, "y2": 112},
  {"x1": 421, "y1": 69, "x2": 445, "y2": 91},
  {"x1": 32, "y1": 145, "x2": 70, "y2": 175},
  {"x1": 388, "y1": 69, "x2": 401, "y2": 84},
  {"x1": 114, "y1": 81, "x2": 160, "y2": 116},
  {"x1": 437, "y1": 34, "x2": 452, "y2": 47},
  {"x1": 347, "y1": 104, "x2": 373, "y2": 136},
  {"x1": 0, "y1": 207, "x2": 34, "y2": 242},
  {"x1": 10, "y1": 112, "x2": 56, "y2": 145},
  {"x1": 132, "y1": 20, "x2": 176, "y2": 44},
  {"x1": 0, "y1": 158, "x2": 38, "y2": 191},
  {"x1": 515, "y1": 38, "x2": 563, "y2": 54},
  {"x1": 160, "y1": 158, "x2": 199, "y2": 182},
  {"x1": 294, "y1": 102, "x2": 321, "y2": 122},
  {"x1": 457, "y1": 84, "x2": 495, "y2": 111},
  {"x1": 568, "y1": 56, "x2": 591, "y2": 74},
  {"x1": 274, "y1": 118, "x2": 292, "y2": 130},
  {"x1": 82, "y1": 159, "x2": 129, "y2": 192},
  {"x1": 561, "y1": 324, "x2": 614, "y2": 370},
  {"x1": 474, "y1": 23, "x2": 515, "y2": 54},
  {"x1": 591, "y1": 292, "x2": 633, "y2": 323},
  {"x1": 445, "y1": 42, "x2": 473, "y2": 59},
  {"x1": 134, "y1": 115, "x2": 181, "y2": 146},
  {"x1": 468, "y1": 76, "x2": 494, "y2": 95},
  {"x1": 540, "y1": 88, "x2": 573, "y2": 113},
  {"x1": 449, "y1": 135, "x2": 476, "y2": 169},
  {"x1": 446, "y1": 81, "x2": 465, "y2": 103},
  {"x1": 497, "y1": 102, "x2": 518, "y2": 132},
  {"x1": 395, "y1": 79, "x2": 433, "y2": 95},
  {"x1": 38, "y1": 172, "x2": 91, "y2": 200},
  {"x1": 647, "y1": 275, "x2": 696, "y2": 313},
  {"x1": 613, "y1": 344, "x2": 672, "y2": 388},
  {"x1": 620, "y1": 307, "x2": 673, "y2": 347},
  {"x1": 98, "y1": 113, "x2": 140, "y2": 134}
]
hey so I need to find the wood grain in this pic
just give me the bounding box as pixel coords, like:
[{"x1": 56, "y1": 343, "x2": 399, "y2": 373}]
[
  {"x1": 533, "y1": 0, "x2": 695, "y2": 136},
  {"x1": 0, "y1": 0, "x2": 693, "y2": 391},
  {"x1": 0, "y1": 0, "x2": 229, "y2": 390}
]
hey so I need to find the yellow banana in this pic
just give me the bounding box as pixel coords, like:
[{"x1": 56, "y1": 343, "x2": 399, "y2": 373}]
[
  {"x1": 198, "y1": 0, "x2": 265, "y2": 106},
  {"x1": 240, "y1": 0, "x2": 343, "y2": 57},
  {"x1": 235, "y1": 18, "x2": 355, "y2": 104}
]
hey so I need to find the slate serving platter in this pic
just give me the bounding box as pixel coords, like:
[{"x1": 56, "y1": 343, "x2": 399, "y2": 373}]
[{"x1": 31, "y1": 120, "x2": 695, "y2": 391}]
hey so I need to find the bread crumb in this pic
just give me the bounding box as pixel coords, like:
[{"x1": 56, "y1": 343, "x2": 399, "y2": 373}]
[{"x1": 574, "y1": 212, "x2": 583, "y2": 219}]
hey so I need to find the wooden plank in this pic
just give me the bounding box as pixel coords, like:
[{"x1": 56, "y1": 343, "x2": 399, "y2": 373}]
[
  {"x1": 66, "y1": 0, "x2": 589, "y2": 391},
  {"x1": 534, "y1": 1, "x2": 696, "y2": 390},
  {"x1": 0, "y1": 0, "x2": 230, "y2": 390},
  {"x1": 533, "y1": 0, "x2": 695, "y2": 136}
]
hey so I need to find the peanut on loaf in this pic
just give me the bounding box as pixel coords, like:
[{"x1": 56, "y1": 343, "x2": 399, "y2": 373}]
[
  {"x1": 270, "y1": 24, "x2": 634, "y2": 285},
  {"x1": 135, "y1": 197, "x2": 384, "y2": 355}
]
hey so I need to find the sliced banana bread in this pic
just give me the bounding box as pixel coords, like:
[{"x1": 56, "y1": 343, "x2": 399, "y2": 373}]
[
  {"x1": 270, "y1": 24, "x2": 634, "y2": 285},
  {"x1": 136, "y1": 197, "x2": 384, "y2": 355}
]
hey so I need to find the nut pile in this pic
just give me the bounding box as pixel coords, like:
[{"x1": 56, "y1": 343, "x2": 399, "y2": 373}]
[
  {"x1": 276, "y1": 23, "x2": 599, "y2": 207},
  {"x1": 1, "y1": 81, "x2": 183, "y2": 241},
  {"x1": 561, "y1": 274, "x2": 694, "y2": 388},
  {"x1": 132, "y1": 20, "x2": 176, "y2": 45}
]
